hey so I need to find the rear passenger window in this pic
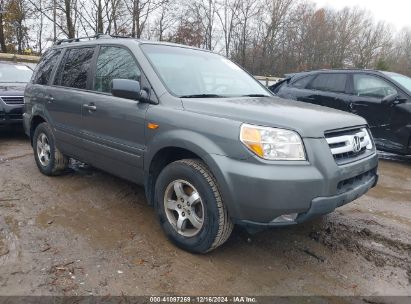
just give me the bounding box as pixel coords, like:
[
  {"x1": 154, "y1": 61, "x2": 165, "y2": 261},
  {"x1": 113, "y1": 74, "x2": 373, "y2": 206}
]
[
  {"x1": 54, "y1": 47, "x2": 94, "y2": 89},
  {"x1": 32, "y1": 50, "x2": 61, "y2": 85},
  {"x1": 94, "y1": 46, "x2": 141, "y2": 93},
  {"x1": 310, "y1": 73, "x2": 347, "y2": 93},
  {"x1": 291, "y1": 75, "x2": 314, "y2": 89}
]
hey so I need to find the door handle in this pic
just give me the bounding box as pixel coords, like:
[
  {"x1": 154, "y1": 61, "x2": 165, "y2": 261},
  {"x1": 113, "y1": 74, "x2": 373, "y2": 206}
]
[
  {"x1": 45, "y1": 96, "x2": 55, "y2": 103},
  {"x1": 83, "y1": 104, "x2": 97, "y2": 111}
]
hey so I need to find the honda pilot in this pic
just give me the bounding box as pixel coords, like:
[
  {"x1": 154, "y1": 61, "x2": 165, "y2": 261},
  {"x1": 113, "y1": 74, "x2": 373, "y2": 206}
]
[{"x1": 24, "y1": 35, "x2": 378, "y2": 253}]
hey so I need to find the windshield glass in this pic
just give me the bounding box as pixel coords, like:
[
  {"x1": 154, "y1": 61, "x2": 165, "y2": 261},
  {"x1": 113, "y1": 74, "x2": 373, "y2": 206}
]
[
  {"x1": 141, "y1": 44, "x2": 270, "y2": 97},
  {"x1": 383, "y1": 71, "x2": 411, "y2": 93},
  {"x1": 0, "y1": 63, "x2": 33, "y2": 83}
]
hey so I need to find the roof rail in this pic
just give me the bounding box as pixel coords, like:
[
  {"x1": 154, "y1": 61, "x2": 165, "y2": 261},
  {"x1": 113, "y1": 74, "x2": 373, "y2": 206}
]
[
  {"x1": 110, "y1": 34, "x2": 133, "y2": 39},
  {"x1": 55, "y1": 33, "x2": 134, "y2": 45},
  {"x1": 55, "y1": 33, "x2": 112, "y2": 45}
]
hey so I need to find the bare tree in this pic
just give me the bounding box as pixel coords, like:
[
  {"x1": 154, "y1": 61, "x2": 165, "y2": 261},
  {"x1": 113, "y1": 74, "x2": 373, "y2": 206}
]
[
  {"x1": 153, "y1": 0, "x2": 177, "y2": 41},
  {"x1": 1, "y1": 0, "x2": 404, "y2": 76},
  {"x1": 351, "y1": 17, "x2": 392, "y2": 68},
  {"x1": 0, "y1": 0, "x2": 7, "y2": 52},
  {"x1": 216, "y1": 0, "x2": 240, "y2": 56}
]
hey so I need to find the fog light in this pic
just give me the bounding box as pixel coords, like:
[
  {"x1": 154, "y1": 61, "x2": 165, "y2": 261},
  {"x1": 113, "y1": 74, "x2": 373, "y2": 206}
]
[{"x1": 271, "y1": 213, "x2": 298, "y2": 223}]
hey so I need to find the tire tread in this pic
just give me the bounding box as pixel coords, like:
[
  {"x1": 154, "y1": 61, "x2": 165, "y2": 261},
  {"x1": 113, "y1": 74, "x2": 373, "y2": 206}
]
[
  {"x1": 33, "y1": 122, "x2": 69, "y2": 176},
  {"x1": 174, "y1": 159, "x2": 234, "y2": 252}
]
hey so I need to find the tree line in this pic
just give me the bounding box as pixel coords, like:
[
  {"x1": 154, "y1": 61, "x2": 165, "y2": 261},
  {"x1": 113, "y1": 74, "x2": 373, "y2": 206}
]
[{"x1": 0, "y1": 0, "x2": 410, "y2": 77}]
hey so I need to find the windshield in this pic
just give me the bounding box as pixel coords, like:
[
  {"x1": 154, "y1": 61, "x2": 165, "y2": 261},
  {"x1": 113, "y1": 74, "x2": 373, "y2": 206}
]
[
  {"x1": 383, "y1": 71, "x2": 411, "y2": 93},
  {"x1": 0, "y1": 63, "x2": 33, "y2": 83},
  {"x1": 141, "y1": 44, "x2": 270, "y2": 98}
]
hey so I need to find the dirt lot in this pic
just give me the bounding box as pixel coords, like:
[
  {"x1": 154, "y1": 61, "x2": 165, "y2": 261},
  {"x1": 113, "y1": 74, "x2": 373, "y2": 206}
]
[{"x1": 0, "y1": 127, "x2": 410, "y2": 297}]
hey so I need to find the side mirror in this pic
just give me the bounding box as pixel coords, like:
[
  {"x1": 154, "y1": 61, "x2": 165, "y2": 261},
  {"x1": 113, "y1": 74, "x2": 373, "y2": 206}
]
[
  {"x1": 111, "y1": 79, "x2": 144, "y2": 101},
  {"x1": 381, "y1": 94, "x2": 406, "y2": 106},
  {"x1": 381, "y1": 94, "x2": 398, "y2": 106}
]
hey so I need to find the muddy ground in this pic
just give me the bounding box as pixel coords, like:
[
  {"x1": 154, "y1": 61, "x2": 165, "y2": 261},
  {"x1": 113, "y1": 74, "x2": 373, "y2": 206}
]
[{"x1": 0, "y1": 127, "x2": 410, "y2": 297}]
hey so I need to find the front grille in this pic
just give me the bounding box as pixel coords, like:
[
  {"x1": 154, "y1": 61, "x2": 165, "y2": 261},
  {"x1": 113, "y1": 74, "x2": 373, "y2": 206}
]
[
  {"x1": 325, "y1": 127, "x2": 373, "y2": 165},
  {"x1": 1, "y1": 96, "x2": 24, "y2": 105},
  {"x1": 337, "y1": 168, "x2": 377, "y2": 194}
]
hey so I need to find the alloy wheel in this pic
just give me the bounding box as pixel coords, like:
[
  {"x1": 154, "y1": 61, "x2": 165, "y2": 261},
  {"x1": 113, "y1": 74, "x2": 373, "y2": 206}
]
[{"x1": 163, "y1": 179, "x2": 204, "y2": 237}]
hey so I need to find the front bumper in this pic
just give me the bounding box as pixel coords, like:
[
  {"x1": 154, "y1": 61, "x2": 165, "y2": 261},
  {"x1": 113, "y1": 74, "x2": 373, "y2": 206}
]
[
  {"x1": 205, "y1": 137, "x2": 379, "y2": 226},
  {"x1": 240, "y1": 171, "x2": 378, "y2": 227}
]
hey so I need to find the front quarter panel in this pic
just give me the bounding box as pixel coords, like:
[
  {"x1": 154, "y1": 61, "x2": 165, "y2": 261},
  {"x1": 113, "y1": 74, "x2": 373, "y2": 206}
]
[{"x1": 144, "y1": 103, "x2": 250, "y2": 169}]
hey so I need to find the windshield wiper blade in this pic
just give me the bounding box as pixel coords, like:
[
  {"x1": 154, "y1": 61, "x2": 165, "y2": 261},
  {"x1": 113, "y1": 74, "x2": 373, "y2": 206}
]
[
  {"x1": 241, "y1": 94, "x2": 270, "y2": 97},
  {"x1": 180, "y1": 94, "x2": 224, "y2": 98}
]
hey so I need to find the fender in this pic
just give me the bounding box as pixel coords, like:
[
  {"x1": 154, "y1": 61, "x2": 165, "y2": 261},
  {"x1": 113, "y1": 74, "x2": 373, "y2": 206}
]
[
  {"x1": 144, "y1": 129, "x2": 246, "y2": 218},
  {"x1": 144, "y1": 128, "x2": 228, "y2": 172}
]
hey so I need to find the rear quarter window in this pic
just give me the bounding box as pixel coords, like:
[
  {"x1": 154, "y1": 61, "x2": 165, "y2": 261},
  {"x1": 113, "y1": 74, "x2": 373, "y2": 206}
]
[
  {"x1": 32, "y1": 50, "x2": 61, "y2": 85},
  {"x1": 54, "y1": 47, "x2": 95, "y2": 89}
]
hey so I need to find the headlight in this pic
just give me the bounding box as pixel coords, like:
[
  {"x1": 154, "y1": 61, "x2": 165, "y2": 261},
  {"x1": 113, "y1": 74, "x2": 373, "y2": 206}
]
[{"x1": 240, "y1": 124, "x2": 306, "y2": 160}]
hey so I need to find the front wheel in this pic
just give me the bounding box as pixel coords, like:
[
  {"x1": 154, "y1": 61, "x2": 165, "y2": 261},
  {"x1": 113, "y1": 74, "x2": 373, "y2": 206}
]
[
  {"x1": 33, "y1": 122, "x2": 69, "y2": 176},
  {"x1": 154, "y1": 159, "x2": 233, "y2": 253}
]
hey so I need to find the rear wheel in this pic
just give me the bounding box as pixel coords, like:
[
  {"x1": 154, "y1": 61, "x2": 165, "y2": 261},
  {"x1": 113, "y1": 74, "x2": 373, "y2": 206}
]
[
  {"x1": 154, "y1": 159, "x2": 233, "y2": 253},
  {"x1": 33, "y1": 122, "x2": 68, "y2": 176}
]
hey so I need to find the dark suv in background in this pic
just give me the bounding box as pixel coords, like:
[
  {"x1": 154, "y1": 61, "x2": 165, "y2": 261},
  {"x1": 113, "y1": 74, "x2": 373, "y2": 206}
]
[
  {"x1": 271, "y1": 70, "x2": 411, "y2": 155},
  {"x1": 0, "y1": 62, "x2": 33, "y2": 126},
  {"x1": 24, "y1": 36, "x2": 378, "y2": 253}
]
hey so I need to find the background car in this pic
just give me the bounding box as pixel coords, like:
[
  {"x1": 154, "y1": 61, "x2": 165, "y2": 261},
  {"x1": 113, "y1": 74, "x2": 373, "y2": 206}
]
[
  {"x1": 0, "y1": 61, "x2": 33, "y2": 126},
  {"x1": 270, "y1": 69, "x2": 411, "y2": 155}
]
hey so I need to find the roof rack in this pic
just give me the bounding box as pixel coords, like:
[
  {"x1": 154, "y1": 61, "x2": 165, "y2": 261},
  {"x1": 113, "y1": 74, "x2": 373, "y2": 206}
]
[{"x1": 55, "y1": 33, "x2": 132, "y2": 45}]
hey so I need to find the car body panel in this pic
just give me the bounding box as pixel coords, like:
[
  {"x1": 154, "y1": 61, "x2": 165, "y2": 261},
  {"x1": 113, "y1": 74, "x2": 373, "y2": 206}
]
[
  {"x1": 0, "y1": 83, "x2": 25, "y2": 124},
  {"x1": 0, "y1": 61, "x2": 33, "y2": 125},
  {"x1": 273, "y1": 70, "x2": 411, "y2": 155},
  {"x1": 180, "y1": 96, "x2": 367, "y2": 138},
  {"x1": 24, "y1": 39, "x2": 379, "y2": 226}
]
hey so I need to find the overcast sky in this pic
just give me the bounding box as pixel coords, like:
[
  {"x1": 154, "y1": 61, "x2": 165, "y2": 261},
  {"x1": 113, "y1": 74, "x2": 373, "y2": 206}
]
[{"x1": 313, "y1": 0, "x2": 410, "y2": 31}]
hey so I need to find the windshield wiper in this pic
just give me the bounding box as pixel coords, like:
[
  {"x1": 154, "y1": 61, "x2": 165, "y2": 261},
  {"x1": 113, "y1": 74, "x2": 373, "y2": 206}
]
[
  {"x1": 241, "y1": 94, "x2": 270, "y2": 97},
  {"x1": 180, "y1": 94, "x2": 225, "y2": 98}
]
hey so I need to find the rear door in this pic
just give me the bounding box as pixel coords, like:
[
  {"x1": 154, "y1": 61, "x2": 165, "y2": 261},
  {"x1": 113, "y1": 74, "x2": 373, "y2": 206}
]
[
  {"x1": 46, "y1": 46, "x2": 96, "y2": 157},
  {"x1": 305, "y1": 73, "x2": 350, "y2": 111},
  {"x1": 277, "y1": 74, "x2": 315, "y2": 101},
  {"x1": 348, "y1": 73, "x2": 400, "y2": 150},
  {"x1": 80, "y1": 45, "x2": 149, "y2": 183}
]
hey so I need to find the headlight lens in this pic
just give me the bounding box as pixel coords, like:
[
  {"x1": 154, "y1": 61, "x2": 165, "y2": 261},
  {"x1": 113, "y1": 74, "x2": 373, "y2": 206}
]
[{"x1": 240, "y1": 124, "x2": 306, "y2": 160}]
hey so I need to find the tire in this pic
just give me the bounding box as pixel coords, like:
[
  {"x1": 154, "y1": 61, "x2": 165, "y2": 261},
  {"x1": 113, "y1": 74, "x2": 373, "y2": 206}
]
[
  {"x1": 33, "y1": 122, "x2": 69, "y2": 176},
  {"x1": 154, "y1": 159, "x2": 233, "y2": 253}
]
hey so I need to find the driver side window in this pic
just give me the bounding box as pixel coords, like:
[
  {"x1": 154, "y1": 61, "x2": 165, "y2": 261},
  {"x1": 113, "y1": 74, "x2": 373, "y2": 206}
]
[
  {"x1": 94, "y1": 46, "x2": 141, "y2": 93},
  {"x1": 353, "y1": 74, "x2": 397, "y2": 99}
]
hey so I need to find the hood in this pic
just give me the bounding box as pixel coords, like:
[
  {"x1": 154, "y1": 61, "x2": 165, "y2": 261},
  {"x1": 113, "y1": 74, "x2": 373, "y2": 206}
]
[
  {"x1": 0, "y1": 83, "x2": 26, "y2": 94},
  {"x1": 181, "y1": 96, "x2": 367, "y2": 138}
]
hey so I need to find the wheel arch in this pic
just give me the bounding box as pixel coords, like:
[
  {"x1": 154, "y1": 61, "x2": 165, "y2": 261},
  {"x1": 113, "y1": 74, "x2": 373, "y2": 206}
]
[
  {"x1": 145, "y1": 145, "x2": 206, "y2": 206},
  {"x1": 29, "y1": 114, "x2": 48, "y2": 146},
  {"x1": 144, "y1": 128, "x2": 238, "y2": 217}
]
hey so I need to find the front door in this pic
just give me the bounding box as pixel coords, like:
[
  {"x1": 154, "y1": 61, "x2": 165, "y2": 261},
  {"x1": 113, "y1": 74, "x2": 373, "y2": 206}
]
[
  {"x1": 81, "y1": 45, "x2": 149, "y2": 183},
  {"x1": 349, "y1": 73, "x2": 399, "y2": 151}
]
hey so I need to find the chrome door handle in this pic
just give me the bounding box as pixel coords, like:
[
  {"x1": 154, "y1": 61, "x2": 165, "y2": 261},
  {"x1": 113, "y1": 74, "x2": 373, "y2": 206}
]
[
  {"x1": 45, "y1": 96, "x2": 55, "y2": 103},
  {"x1": 83, "y1": 104, "x2": 97, "y2": 111}
]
